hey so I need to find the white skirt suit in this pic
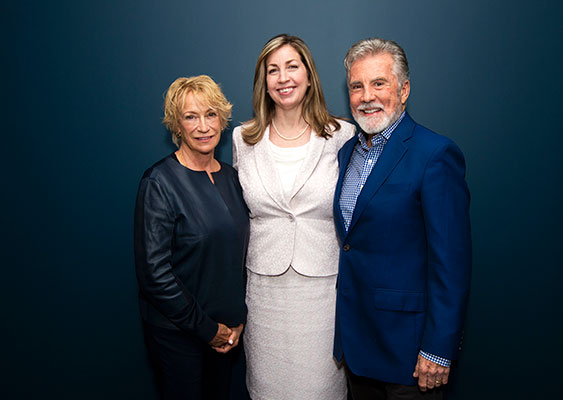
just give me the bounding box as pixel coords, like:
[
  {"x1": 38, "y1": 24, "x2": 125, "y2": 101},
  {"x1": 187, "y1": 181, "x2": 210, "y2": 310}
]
[{"x1": 232, "y1": 121, "x2": 355, "y2": 400}]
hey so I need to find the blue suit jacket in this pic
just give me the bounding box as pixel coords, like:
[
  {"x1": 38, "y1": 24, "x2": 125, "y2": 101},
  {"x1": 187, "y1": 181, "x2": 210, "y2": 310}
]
[{"x1": 333, "y1": 113, "x2": 471, "y2": 385}]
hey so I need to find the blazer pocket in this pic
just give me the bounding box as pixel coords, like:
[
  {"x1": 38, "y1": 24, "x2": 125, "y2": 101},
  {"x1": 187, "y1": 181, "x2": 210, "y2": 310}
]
[
  {"x1": 379, "y1": 183, "x2": 411, "y2": 194},
  {"x1": 373, "y1": 288, "x2": 425, "y2": 312}
]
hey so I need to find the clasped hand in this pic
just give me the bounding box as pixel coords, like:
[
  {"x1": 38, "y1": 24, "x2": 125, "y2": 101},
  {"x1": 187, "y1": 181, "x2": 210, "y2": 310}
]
[{"x1": 209, "y1": 323, "x2": 244, "y2": 354}]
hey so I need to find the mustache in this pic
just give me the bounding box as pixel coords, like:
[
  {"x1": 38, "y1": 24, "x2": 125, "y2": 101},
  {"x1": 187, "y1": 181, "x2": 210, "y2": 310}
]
[{"x1": 356, "y1": 102, "x2": 384, "y2": 111}]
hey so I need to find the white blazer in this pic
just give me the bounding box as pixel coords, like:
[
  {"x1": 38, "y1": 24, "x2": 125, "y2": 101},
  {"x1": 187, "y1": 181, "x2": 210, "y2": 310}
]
[{"x1": 232, "y1": 120, "x2": 355, "y2": 276}]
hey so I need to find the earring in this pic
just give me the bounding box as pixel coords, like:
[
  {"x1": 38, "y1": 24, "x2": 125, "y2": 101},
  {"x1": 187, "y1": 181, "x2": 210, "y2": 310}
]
[{"x1": 176, "y1": 131, "x2": 182, "y2": 138}]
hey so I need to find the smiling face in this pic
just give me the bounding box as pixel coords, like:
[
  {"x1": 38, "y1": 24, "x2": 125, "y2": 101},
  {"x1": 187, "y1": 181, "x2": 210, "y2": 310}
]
[
  {"x1": 177, "y1": 92, "x2": 221, "y2": 156},
  {"x1": 265, "y1": 44, "x2": 310, "y2": 112},
  {"x1": 348, "y1": 52, "x2": 410, "y2": 134}
]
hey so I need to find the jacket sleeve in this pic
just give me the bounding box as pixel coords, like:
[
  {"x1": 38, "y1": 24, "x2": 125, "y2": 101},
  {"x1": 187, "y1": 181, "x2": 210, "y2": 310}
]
[
  {"x1": 420, "y1": 141, "x2": 472, "y2": 360},
  {"x1": 232, "y1": 127, "x2": 240, "y2": 170},
  {"x1": 134, "y1": 177, "x2": 218, "y2": 343}
]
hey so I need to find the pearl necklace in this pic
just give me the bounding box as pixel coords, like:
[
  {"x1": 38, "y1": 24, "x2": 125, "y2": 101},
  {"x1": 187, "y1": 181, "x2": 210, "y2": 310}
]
[{"x1": 271, "y1": 119, "x2": 309, "y2": 141}]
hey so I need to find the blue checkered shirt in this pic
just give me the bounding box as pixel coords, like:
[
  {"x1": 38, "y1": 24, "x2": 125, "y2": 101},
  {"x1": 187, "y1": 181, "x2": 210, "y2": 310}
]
[
  {"x1": 338, "y1": 111, "x2": 451, "y2": 368},
  {"x1": 339, "y1": 112, "x2": 405, "y2": 231}
]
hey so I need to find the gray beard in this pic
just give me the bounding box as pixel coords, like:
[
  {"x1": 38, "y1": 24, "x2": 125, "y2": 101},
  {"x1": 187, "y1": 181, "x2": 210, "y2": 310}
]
[{"x1": 354, "y1": 105, "x2": 403, "y2": 135}]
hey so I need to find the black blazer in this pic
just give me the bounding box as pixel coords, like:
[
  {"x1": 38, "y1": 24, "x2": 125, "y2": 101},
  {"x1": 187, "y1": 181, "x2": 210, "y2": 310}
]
[{"x1": 134, "y1": 154, "x2": 249, "y2": 343}]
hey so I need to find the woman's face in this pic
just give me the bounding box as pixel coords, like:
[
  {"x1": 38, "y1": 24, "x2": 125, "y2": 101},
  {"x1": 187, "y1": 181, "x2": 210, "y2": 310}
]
[
  {"x1": 265, "y1": 44, "x2": 310, "y2": 112},
  {"x1": 177, "y1": 92, "x2": 221, "y2": 156}
]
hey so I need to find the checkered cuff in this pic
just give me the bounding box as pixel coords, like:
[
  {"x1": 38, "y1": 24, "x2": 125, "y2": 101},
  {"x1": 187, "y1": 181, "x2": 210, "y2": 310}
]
[{"x1": 419, "y1": 351, "x2": 451, "y2": 367}]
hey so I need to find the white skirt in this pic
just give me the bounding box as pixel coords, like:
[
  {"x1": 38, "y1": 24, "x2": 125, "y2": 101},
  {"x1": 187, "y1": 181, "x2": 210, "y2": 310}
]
[{"x1": 244, "y1": 267, "x2": 347, "y2": 400}]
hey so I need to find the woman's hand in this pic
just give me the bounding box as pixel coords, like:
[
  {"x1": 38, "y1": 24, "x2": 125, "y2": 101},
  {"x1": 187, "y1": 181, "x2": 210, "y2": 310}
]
[
  {"x1": 212, "y1": 324, "x2": 244, "y2": 354},
  {"x1": 208, "y1": 323, "x2": 232, "y2": 347}
]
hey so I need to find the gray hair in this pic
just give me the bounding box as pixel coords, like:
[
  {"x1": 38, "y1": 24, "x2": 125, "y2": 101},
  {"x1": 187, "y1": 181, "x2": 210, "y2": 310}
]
[{"x1": 344, "y1": 38, "x2": 410, "y2": 87}]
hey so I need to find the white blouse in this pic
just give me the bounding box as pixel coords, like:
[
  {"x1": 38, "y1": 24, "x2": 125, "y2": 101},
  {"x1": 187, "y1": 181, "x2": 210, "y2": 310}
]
[{"x1": 268, "y1": 138, "x2": 310, "y2": 197}]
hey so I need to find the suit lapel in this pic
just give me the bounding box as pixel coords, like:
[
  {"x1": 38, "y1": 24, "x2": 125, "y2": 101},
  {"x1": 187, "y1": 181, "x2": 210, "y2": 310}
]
[
  {"x1": 347, "y1": 114, "x2": 415, "y2": 233},
  {"x1": 254, "y1": 126, "x2": 291, "y2": 213},
  {"x1": 289, "y1": 131, "x2": 325, "y2": 200},
  {"x1": 334, "y1": 135, "x2": 358, "y2": 241}
]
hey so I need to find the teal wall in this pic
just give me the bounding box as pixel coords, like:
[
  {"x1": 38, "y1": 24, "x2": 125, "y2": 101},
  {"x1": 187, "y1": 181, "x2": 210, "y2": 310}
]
[{"x1": 4, "y1": 1, "x2": 562, "y2": 398}]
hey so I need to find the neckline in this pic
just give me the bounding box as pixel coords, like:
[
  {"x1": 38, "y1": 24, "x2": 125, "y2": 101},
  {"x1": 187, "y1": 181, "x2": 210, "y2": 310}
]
[
  {"x1": 171, "y1": 153, "x2": 223, "y2": 175},
  {"x1": 267, "y1": 134, "x2": 310, "y2": 150}
]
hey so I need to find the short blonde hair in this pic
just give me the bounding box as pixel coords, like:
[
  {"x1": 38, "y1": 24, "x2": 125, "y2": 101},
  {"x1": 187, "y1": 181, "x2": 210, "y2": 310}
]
[
  {"x1": 242, "y1": 34, "x2": 340, "y2": 145},
  {"x1": 162, "y1": 75, "x2": 233, "y2": 147}
]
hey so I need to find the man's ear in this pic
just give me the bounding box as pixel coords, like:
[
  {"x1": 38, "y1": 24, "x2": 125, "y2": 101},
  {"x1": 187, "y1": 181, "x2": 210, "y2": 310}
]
[{"x1": 400, "y1": 80, "x2": 410, "y2": 105}]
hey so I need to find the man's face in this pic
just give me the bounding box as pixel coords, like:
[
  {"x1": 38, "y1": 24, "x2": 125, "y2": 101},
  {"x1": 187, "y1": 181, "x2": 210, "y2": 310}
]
[{"x1": 348, "y1": 53, "x2": 410, "y2": 134}]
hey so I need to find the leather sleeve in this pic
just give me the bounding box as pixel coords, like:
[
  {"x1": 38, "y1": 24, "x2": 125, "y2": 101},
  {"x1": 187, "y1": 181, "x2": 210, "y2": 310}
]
[{"x1": 134, "y1": 177, "x2": 218, "y2": 343}]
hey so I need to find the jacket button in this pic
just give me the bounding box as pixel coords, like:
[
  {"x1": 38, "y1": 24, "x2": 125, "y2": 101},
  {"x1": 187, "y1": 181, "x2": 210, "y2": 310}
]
[
  {"x1": 288, "y1": 214, "x2": 295, "y2": 221},
  {"x1": 343, "y1": 244, "x2": 350, "y2": 251}
]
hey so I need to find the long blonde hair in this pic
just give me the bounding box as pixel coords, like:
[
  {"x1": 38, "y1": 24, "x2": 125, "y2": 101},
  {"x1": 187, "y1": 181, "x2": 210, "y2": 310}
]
[{"x1": 241, "y1": 34, "x2": 340, "y2": 145}]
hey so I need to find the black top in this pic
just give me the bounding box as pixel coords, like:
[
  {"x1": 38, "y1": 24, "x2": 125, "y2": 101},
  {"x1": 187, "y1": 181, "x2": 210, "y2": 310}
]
[{"x1": 134, "y1": 154, "x2": 249, "y2": 343}]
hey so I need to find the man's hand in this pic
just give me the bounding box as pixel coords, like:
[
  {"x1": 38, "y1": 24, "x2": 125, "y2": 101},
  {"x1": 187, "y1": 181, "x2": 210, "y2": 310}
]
[
  {"x1": 212, "y1": 324, "x2": 244, "y2": 354},
  {"x1": 412, "y1": 354, "x2": 450, "y2": 391}
]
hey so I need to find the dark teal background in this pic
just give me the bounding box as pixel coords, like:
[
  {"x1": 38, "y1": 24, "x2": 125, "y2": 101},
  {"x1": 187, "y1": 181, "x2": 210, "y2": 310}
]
[{"x1": 3, "y1": 1, "x2": 562, "y2": 398}]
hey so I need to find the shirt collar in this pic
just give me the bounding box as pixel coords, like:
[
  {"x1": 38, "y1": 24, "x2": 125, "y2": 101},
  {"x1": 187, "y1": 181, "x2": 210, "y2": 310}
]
[{"x1": 357, "y1": 111, "x2": 406, "y2": 149}]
